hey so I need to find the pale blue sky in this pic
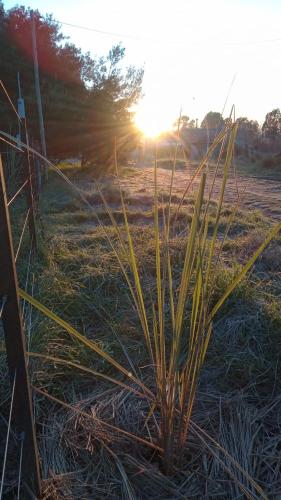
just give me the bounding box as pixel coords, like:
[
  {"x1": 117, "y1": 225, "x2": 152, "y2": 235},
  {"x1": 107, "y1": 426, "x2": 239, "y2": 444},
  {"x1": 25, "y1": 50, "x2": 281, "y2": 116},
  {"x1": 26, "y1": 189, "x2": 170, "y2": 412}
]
[{"x1": 3, "y1": 0, "x2": 281, "y2": 134}]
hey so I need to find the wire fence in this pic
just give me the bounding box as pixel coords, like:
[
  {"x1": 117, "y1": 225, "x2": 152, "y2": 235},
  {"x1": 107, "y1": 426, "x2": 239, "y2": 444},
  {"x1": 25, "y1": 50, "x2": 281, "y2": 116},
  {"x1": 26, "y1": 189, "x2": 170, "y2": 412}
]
[{"x1": 0, "y1": 152, "x2": 41, "y2": 498}]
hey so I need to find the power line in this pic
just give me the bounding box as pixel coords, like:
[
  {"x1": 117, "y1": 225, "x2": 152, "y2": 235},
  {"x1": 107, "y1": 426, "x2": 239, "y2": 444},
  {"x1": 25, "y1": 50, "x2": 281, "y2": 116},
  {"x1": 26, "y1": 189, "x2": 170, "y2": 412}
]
[
  {"x1": 224, "y1": 37, "x2": 281, "y2": 46},
  {"x1": 57, "y1": 20, "x2": 146, "y2": 42},
  {"x1": 57, "y1": 19, "x2": 281, "y2": 47}
]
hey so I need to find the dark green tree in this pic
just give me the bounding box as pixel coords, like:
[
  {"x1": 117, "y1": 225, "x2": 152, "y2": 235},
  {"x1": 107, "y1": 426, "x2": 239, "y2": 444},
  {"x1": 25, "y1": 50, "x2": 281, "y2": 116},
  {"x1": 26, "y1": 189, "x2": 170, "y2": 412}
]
[
  {"x1": 237, "y1": 117, "x2": 260, "y2": 143},
  {"x1": 201, "y1": 111, "x2": 225, "y2": 130},
  {"x1": 81, "y1": 45, "x2": 143, "y2": 170},
  {"x1": 262, "y1": 108, "x2": 281, "y2": 138}
]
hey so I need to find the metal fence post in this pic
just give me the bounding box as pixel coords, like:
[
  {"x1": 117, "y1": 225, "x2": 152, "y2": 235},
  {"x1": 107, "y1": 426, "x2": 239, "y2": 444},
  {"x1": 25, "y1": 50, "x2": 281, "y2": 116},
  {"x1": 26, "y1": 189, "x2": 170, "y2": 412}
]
[{"x1": 0, "y1": 156, "x2": 41, "y2": 496}]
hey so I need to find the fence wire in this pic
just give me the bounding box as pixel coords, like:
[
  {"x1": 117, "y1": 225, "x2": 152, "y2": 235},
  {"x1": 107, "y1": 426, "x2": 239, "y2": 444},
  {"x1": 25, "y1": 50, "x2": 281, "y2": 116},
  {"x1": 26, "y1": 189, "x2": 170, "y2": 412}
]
[
  {"x1": 7, "y1": 178, "x2": 29, "y2": 207},
  {"x1": 14, "y1": 208, "x2": 30, "y2": 262},
  {"x1": 0, "y1": 297, "x2": 7, "y2": 321},
  {"x1": 0, "y1": 370, "x2": 16, "y2": 499}
]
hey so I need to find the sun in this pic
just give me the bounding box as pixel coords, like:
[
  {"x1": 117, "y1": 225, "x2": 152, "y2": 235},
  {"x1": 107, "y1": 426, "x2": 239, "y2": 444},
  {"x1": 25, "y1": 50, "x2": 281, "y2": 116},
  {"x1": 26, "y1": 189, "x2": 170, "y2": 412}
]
[
  {"x1": 134, "y1": 108, "x2": 170, "y2": 138},
  {"x1": 135, "y1": 119, "x2": 164, "y2": 138}
]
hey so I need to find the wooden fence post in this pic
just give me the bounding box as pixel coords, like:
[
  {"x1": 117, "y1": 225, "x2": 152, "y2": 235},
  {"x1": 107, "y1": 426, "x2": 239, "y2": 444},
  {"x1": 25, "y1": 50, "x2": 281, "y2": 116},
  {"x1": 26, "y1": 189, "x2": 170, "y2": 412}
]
[{"x1": 0, "y1": 156, "x2": 41, "y2": 496}]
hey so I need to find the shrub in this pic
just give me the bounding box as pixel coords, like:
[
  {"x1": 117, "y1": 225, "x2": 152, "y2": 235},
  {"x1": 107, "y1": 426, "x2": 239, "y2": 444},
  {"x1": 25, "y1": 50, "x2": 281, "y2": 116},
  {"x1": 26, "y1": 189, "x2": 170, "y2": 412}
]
[{"x1": 262, "y1": 156, "x2": 281, "y2": 168}]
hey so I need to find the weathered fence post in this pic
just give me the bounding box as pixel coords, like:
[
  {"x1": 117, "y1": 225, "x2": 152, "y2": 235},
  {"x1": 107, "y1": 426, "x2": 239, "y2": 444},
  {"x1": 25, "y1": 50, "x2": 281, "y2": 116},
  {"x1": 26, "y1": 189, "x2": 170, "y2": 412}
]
[{"x1": 0, "y1": 156, "x2": 41, "y2": 496}]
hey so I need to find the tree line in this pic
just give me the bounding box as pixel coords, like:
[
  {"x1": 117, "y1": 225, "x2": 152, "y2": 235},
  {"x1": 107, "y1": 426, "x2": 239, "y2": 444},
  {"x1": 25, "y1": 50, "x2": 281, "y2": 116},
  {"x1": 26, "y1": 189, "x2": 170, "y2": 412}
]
[{"x1": 177, "y1": 110, "x2": 281, "y2": 144}]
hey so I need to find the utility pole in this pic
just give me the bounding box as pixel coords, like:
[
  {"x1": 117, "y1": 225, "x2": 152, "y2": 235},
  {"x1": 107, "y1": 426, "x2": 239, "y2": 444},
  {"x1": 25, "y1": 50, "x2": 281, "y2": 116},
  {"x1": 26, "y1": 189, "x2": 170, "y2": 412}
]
[{"x1": 31, "y1": 10, "x2": 48, "y2": 181}]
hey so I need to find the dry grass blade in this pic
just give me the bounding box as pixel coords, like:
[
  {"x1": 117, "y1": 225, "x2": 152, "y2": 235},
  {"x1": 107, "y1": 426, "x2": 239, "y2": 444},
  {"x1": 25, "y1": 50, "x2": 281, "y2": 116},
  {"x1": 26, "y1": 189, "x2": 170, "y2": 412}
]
[
  {"x1": 189, "y1": 420, "x2": 268, "y2": 500},
  {"x1": 103, "y1": 443, "x2": 137, "y2": 500},
  {"x1": 26, "y1": 352, "x2": 149, "y2": 399},
  {"x1": 33, "y1": 386, "x2": 162, "y2": 452}
]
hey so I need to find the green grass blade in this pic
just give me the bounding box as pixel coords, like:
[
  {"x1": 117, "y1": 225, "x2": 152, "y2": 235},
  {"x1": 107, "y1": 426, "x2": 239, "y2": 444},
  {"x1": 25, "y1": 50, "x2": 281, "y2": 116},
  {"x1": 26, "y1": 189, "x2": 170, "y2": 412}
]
[
  {"x1": 175, "y1": 173, "x2": 206, "y2": 343},
  {"x1": 154, "y1": 143, "x2": 166, "y2": 377},
  {"x1": 174, "y1": 123, "x2": 233, "y2": 221},
  {"x1": 19, "y1": 288, "x2": 154, "y2": 398}
]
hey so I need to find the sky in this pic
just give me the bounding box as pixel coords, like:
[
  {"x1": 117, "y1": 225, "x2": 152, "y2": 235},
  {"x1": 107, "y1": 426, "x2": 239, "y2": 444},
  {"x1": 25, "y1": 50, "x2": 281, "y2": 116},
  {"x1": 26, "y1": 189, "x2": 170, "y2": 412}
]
[{"x1": 3, "y1": 0, "x2": 281, "y2": 135}]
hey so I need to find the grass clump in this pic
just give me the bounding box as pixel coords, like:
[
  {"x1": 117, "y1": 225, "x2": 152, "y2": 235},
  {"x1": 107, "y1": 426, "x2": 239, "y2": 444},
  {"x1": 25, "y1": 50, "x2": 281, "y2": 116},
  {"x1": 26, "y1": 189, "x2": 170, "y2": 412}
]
[{"x1": 6, "y1": 119, "x2": 280, "y2": 498}]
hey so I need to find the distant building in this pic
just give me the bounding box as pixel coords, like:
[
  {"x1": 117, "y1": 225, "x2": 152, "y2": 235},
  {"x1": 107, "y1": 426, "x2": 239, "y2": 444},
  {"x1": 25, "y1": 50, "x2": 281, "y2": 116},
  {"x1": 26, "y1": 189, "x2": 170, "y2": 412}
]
[{"x1": 181, "y1": 127, "x2": 258, "y2": 159}]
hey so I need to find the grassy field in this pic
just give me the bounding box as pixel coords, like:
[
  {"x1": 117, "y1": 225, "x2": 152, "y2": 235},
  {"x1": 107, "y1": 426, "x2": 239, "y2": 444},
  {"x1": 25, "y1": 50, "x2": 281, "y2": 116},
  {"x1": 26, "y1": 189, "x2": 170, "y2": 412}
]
[
  {"x1": 16, "y1": 157, "x2": 280, "y2": 498},
  {"x1": 117, "y1": 159, "x2": 281, "y2": 220},
  {"x1": 236, "y1": 157, "x2": 281, "y2": 181}
]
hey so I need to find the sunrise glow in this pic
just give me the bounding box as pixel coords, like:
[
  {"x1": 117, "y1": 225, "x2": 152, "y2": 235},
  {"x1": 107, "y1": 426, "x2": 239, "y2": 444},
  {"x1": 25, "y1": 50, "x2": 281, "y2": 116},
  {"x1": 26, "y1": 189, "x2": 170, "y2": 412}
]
[{"x1": 134, "y1": 107, "x2": 173, "y2": 138}]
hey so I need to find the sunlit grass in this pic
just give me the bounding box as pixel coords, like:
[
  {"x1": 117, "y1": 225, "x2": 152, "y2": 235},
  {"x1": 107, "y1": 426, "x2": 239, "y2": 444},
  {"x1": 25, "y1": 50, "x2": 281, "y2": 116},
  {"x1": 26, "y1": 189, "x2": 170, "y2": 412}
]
[{"x1": 1, "y1": 122, "x2": 280, "y2": 497}]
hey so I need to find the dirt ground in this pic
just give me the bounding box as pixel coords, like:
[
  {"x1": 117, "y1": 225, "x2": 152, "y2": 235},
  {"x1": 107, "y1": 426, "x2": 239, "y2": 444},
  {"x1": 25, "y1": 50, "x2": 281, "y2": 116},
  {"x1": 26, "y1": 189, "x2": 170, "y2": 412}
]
[{"x1": 119, "y1": 165, "x2": 281, "y2": 219}]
